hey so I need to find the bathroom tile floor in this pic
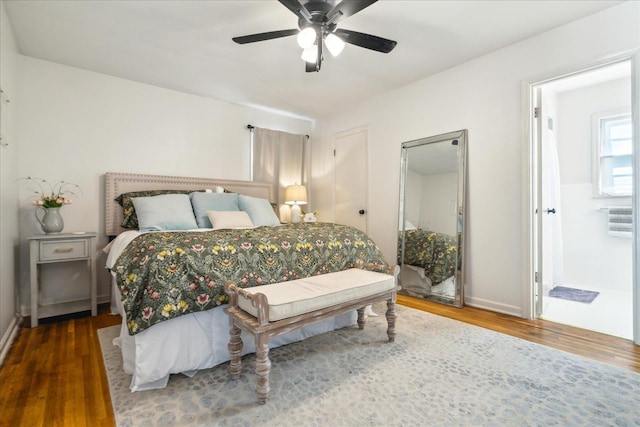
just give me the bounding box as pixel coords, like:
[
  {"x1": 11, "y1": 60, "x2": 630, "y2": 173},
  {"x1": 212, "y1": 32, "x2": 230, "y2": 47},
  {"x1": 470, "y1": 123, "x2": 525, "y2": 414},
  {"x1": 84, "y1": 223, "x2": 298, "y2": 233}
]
[{"x1": 542, "y1": 286, "x2": 633, "y2": 340}]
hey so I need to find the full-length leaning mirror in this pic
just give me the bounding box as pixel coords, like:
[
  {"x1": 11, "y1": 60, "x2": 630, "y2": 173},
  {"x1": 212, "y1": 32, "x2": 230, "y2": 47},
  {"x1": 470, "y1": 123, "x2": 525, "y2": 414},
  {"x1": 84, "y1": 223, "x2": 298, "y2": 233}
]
[{"x1": 398, "y1": 129, "x2": 467, "y2": 307}]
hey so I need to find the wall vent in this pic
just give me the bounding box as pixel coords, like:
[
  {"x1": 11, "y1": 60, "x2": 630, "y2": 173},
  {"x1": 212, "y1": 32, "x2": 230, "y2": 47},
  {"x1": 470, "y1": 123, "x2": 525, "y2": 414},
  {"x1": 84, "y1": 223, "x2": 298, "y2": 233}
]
[{"x1": 608, "y1": 206, "x2": 632, "y2": 238}]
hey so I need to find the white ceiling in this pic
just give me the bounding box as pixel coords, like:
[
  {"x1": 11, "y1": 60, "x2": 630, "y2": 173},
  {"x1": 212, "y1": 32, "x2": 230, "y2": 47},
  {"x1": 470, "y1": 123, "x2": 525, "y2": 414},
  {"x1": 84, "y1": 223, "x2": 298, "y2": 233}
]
[{"x1": 4, "y1": 0, "x2": 624, "y2": 119}]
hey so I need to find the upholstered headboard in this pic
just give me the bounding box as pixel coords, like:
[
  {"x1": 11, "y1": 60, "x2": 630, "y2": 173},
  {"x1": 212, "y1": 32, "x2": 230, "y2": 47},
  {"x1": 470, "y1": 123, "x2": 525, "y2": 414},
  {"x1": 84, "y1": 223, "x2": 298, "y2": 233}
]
[{"x1": 104, "y1": 172, "x2": 275, "y2": 236}]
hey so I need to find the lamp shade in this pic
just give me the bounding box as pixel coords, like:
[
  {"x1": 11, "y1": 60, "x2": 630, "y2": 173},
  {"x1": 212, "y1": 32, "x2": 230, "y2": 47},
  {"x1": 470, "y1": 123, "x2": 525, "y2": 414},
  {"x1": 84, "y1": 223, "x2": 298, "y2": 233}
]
[
  {"x1": 297, "y1": 27, "x2": 316, "y2": 49},
  {"x1": 301, "y1": 45, "x2": 318, "y2": 63},
  {"x1": 284, "y1": 185, "x2": 308, "y2": 205},
  {"x1": 325, "y1": 33, "x2": 345, "y2": 56}
]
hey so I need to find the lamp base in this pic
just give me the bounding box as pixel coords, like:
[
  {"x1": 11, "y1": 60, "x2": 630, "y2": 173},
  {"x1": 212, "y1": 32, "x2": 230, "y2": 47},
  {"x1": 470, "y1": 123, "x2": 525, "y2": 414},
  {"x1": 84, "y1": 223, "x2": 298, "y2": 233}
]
[{"x1": 290, "y1": 204, "x2": 301, "y2": 223}]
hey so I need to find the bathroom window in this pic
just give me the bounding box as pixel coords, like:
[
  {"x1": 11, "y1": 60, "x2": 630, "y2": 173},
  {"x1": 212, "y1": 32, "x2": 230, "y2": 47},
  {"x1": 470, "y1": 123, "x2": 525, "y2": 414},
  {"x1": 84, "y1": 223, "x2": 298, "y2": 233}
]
[{"x1": 593, "y1": 109, "x2": 632, "y2": 197}]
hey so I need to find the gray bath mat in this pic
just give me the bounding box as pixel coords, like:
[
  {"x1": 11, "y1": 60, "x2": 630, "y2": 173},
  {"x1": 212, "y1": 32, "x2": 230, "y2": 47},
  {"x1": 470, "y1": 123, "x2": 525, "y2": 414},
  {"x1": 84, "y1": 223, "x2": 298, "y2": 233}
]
[{"x1": 549, "y1": 286, "x2": 599, "y2": 303}]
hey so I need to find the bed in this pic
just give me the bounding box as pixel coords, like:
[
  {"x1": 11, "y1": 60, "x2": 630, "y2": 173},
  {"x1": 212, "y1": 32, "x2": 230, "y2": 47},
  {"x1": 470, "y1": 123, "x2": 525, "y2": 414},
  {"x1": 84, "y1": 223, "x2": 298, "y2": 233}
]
[
  {"x1": 398, "y1": 228, "x2": 457, "y2": 297},
  {"x1": 104, "y1": 172, "x2": 389, "y2": 391}
]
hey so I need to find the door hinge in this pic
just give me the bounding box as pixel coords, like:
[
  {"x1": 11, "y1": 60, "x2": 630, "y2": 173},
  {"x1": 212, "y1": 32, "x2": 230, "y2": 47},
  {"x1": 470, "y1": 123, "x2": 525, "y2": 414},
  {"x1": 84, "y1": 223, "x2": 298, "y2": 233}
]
[
  {"x1": 333, "y1": 149, "x2": 336, "y2": 156},
  {"x1": 534, "y1": 271, "x2": 538, "y2": 283},
  {"x1": 534, "y1": 107, "x2": 540, "y2": 118}
]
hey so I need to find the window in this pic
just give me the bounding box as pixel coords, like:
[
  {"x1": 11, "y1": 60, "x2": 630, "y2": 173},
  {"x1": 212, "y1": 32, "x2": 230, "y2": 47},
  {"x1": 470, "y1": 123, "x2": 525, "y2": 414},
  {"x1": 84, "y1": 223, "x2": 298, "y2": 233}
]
[{"x1": 593, "y1": 110, "x2": 632, "y2": 197}]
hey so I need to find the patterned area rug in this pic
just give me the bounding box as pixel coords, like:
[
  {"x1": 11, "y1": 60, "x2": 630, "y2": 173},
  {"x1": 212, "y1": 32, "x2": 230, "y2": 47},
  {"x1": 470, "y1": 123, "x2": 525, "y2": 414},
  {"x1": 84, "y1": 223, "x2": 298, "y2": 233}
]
[
  {"x1": 99, "y1": 305, "x2": 640, "y2": 426},
  {"x1": 549, "y1": 286, "x2": 600, "y2": 303}
]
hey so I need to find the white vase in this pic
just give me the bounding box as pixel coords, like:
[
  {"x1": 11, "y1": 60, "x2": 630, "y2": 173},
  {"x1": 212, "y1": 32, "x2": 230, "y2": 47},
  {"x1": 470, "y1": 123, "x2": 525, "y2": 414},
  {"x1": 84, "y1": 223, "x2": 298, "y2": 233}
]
[{"x1": 35, "y1": 206, "x2": 64, "y2": 234}]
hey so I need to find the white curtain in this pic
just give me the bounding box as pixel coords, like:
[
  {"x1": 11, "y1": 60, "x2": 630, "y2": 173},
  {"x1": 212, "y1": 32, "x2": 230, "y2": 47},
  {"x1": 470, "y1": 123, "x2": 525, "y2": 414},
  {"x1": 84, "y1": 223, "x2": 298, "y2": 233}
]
[
  {"x1": 542, "y1": 131, "x2": 565, "y2": 288},
  {"x1": 252, "y1": 127, "x2": 309, "y2": 205}
]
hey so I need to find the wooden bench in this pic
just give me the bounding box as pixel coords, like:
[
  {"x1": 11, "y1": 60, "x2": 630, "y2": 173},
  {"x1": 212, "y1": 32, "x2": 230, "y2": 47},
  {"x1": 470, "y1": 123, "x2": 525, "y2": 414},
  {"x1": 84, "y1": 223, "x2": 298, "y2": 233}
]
[{"x1": 223, "y1": 264, "x2": 400, "y2": 404}]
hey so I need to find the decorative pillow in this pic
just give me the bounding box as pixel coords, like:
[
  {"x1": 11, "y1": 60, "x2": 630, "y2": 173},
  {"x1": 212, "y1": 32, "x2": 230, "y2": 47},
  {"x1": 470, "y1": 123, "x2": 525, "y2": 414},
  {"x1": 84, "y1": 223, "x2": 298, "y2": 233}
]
[
  {"x1": 116, "y1": 189, "x2": 193, "y2": 229},
  {"x1": 189, "y1": 192, "x2": 240, "y2": 228},
  {"x1": 207, "y1": 210, "x2": 255, "y2": 230},
  {"x1": 238, "y1": 195, "x2": 281, "y2": 227},
  {"x1": 131, "y1": 194, "x2": 199, "y2": 232}
]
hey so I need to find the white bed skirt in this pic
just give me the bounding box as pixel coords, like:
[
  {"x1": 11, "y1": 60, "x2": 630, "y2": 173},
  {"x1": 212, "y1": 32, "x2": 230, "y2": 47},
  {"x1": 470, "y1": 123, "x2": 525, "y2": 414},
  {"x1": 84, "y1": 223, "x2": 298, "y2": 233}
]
[
  {"x1": 111, "y1": 279, "x2": 356, "y2": 391},
  {"x1": 400, "y1": 265, "x2": 455, "y2": 298}
]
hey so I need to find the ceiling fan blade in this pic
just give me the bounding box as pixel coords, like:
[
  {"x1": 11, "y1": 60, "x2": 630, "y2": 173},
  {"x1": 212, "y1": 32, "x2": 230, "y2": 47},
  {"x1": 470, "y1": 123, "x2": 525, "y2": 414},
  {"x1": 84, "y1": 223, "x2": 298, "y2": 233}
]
[
  {"x1": 278, "y1": 0, "x2": 313, "y2": 23},
  {"x1": 326, "y1": 0, "x2": 378, "y2": 24},
  {"x1": 333, "y1": 28, "x2": 397, "y2": 53},
  {"x1": 232, "y1": 29, "x2": 298, "y2": 44}
]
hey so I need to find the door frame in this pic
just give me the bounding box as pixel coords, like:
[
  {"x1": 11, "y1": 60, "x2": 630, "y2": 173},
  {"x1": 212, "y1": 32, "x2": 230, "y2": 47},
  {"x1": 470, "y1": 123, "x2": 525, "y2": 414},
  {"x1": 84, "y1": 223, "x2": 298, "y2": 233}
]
[{"x1": 521, "y1": 50, "x2": 640, "y2": 344}]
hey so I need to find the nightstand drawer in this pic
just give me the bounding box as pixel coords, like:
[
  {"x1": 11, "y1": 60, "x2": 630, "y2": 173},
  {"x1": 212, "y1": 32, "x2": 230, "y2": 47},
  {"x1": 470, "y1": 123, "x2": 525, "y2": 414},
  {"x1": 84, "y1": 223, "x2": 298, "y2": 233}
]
[{"x1": 39, "y1": 239, "x2": 89, "y2": 261}]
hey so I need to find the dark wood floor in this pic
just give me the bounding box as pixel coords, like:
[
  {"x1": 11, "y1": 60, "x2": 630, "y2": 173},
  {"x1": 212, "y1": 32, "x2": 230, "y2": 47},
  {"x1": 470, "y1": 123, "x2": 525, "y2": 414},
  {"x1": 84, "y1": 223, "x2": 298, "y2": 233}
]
[
  {"x1": 0, "y1": 298, "x2": 638, "y2": 426},
  {"x1": 0, "y1": 306, "x2": 121, "y2": 427}
]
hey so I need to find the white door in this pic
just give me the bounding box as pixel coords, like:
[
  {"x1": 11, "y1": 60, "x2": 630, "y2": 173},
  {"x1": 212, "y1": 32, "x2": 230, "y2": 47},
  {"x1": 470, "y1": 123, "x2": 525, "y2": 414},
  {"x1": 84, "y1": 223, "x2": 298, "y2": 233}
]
[{"x1": 334, "y1": 128, "x2": 368, "y2": 232}]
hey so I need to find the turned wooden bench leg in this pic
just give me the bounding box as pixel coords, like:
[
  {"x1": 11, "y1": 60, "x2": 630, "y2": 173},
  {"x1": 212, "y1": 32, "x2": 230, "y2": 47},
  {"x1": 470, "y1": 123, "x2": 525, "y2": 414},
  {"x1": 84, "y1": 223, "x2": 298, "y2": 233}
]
[
  {"x1": 356, "y1": 307, "x2": 366, "y2": 329},
  {"x1": 255, "y1": 333, "x2": 271, "y2": 404},
  {"x1": 386, "y1": 299, "x2": 397, "y2": 342},
  {"x1": 228, "y1": 321, "x2": 243, "y2": 379}
]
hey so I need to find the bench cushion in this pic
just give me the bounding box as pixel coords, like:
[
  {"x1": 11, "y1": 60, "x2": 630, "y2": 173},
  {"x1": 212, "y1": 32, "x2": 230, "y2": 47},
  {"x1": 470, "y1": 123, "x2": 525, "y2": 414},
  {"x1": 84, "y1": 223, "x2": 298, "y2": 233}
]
[{"x1": 237, "y1": 268, "x2": 395, "y2": 322}]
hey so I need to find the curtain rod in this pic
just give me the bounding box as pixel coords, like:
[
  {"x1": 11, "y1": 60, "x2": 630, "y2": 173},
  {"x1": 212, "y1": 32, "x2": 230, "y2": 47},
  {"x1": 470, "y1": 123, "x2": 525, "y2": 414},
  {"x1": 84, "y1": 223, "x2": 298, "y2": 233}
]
[{"x1": 247, "y1": 124, "x2": 309, "y2": 139}]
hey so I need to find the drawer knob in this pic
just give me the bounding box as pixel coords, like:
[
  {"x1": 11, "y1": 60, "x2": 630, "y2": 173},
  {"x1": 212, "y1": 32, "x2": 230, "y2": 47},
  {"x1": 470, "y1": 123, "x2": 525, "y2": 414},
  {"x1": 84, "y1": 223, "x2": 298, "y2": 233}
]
[{"x1": 54, "y1": 248, "x2": 74, "y2": 253}]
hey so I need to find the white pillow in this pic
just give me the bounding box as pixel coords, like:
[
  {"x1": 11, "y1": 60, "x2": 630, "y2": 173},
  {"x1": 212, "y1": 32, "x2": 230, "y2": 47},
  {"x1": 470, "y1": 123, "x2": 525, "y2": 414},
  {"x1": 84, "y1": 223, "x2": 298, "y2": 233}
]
[
  {"x1": 207, "y1": 210, "x2": 255, "y2": 230},
  {"x1": 131, "y1": 194, "x2": 199, "y2": 232}
]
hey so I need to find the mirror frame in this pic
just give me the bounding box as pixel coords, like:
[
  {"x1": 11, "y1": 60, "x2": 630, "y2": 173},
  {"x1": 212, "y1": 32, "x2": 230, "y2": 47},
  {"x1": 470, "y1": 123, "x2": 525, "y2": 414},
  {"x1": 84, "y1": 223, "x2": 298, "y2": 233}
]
[{"x1": 398, "y1": 129, "x2": 467, "y2": 307}]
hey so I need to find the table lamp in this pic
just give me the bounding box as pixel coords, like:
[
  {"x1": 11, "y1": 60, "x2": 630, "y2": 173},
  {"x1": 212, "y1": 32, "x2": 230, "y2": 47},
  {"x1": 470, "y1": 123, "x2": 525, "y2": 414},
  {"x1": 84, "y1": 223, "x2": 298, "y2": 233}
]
[{"x1": 284, "y1": 185, "x2": 307, "y2": 223}]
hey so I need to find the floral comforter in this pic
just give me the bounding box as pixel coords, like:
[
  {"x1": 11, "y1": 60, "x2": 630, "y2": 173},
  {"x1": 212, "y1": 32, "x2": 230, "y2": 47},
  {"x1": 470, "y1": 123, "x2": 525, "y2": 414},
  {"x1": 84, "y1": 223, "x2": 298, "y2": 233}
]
[
  {"x1": 399, "y1": 229, "x2": 457, "y2": 284},
  {"x1": 113, "y1": 222, "x2": 388, "y2": 335}
]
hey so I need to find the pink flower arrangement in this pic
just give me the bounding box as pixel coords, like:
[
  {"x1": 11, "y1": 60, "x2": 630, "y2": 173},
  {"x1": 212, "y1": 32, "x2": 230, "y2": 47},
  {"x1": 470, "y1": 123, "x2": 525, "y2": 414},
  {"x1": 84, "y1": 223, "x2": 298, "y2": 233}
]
[{"x1": 22, "y1": 176, "x2": 81, "y2": 208}]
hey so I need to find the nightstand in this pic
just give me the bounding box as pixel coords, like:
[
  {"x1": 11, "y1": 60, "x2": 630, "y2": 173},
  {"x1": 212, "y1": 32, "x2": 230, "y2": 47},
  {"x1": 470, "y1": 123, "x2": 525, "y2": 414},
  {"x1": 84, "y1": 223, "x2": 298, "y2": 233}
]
[{"x1": 28, "y1": 232, "x2": 97, "y2": 327}]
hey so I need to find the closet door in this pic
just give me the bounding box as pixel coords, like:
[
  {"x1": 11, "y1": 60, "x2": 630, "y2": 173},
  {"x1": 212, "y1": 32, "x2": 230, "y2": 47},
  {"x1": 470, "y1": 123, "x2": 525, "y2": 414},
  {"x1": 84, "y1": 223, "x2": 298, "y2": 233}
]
[{"x1": 334, "y1": 127, "x2": 368, "y2": 233}]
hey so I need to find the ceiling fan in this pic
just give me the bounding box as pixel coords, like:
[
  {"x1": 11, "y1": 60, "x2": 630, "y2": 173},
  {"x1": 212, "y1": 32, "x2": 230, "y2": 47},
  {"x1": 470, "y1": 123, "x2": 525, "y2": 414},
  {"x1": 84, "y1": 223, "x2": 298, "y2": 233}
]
[{"x1": 232, "y1": 0, "x2": 397, "y2": 72}]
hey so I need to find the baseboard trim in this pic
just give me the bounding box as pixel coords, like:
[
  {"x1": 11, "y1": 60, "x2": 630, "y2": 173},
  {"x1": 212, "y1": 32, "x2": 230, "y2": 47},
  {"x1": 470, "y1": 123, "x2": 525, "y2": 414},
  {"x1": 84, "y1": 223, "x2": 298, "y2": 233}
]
[
  {"x1": 0, "y1": 315, "x2": 22, "y2": 366},
  {"x1": 20, "y1": 294, "x2": 112, "y2": 317},
  {"x1": 464, "y1": 297, "x2": 522, "y2": 318}
]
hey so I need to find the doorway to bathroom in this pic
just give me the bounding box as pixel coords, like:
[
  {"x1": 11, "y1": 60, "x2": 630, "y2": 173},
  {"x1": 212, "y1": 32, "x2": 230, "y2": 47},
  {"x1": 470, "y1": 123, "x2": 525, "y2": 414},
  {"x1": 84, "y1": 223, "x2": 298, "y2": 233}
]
[{"x1": 530, "y1": 59, "x2": 634, "y2": 340}]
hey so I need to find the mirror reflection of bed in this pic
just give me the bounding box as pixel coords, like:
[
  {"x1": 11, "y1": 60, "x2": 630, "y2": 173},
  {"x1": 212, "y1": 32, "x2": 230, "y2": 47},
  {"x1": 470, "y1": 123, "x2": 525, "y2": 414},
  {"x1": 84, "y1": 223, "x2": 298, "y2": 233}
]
[
  {"x1": 400, "y1": 225, "x2": 457, "y2": 299},
  {"x1": 398, "y1": 130, "x2": 467, "y2": 307}
]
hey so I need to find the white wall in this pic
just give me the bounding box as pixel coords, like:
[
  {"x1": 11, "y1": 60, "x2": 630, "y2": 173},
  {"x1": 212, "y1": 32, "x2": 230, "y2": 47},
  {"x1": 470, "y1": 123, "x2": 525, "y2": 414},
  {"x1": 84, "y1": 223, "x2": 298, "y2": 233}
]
[
  {"x1": 400, "y1": 170, "x2": 458, "y2": 235},
  {"x1": 556, "y1": 78, "x2": 632, "y2": 292},
  {"x1": 420, "y1": 172, "x2": 458, "y2": 235},
  {"x1": 16, "y1": 57, "x2": 313, "y2": 314},
  {"x1": 0, "y1": 0, "x2": 21, "y2": 361},
  {"x1": 405, "y1": 170, "x2": 457, "y2": 234},
  {"x1": 404, "y1": 169, "x2": 422, "y2": 228},
  {"x1": 312, "y1": 1, "x2": 640, "y2": 315}
]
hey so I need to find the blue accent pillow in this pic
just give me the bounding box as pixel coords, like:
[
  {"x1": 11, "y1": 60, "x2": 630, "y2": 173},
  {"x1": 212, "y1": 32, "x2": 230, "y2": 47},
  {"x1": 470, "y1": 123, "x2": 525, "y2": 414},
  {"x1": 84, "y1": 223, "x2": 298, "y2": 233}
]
[
  {"x1": 131, "y1": 194, "x2": 199, "y2": 232},
  {"x1": 238, "y1": 195, "x2": 281, "y2": 227},
  {"x1": 189, "y1": 192, "x2": 240, "y2": 228}
]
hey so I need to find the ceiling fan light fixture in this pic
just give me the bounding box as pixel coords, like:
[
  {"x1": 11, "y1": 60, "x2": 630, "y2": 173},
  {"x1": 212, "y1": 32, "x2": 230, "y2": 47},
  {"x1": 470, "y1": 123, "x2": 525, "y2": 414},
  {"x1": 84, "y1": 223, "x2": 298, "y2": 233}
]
[
  {"x1": 301, "y1": 45, "x2": 318, "y2": 63},
  {"x1": 233, "y1": 0, "x2": 397, "y2": 73},
  {"x1": 297, "y1": 27, "x2": 317, "y2": 49},
  {"x1": 325, "y1": 33, "x2": 345, "y2": 56}
]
